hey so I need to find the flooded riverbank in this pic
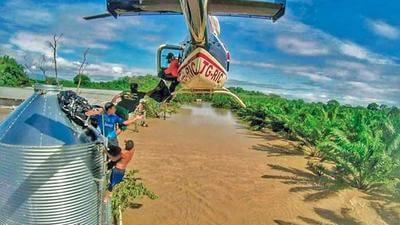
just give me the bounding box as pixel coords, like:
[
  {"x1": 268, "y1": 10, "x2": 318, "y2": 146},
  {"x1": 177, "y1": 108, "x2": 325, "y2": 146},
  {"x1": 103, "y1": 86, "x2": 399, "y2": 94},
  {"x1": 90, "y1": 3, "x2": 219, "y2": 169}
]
[
  {"x1": 120, "y1": 103, "x2": 399, "y2": 225},
  {"x1": 1, "y1": 103, "x2": 397, "y2": 224}
]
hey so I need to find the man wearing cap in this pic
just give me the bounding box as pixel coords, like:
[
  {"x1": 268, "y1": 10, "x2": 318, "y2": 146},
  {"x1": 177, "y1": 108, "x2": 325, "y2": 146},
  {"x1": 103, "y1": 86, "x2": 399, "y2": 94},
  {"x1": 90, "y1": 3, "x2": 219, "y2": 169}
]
[
  {"x1": 86, "y1": 102, "x2": 143, "y2": 146},
  {"x1": 159, "y1": 52, "x2": 180, "y2": 93}
]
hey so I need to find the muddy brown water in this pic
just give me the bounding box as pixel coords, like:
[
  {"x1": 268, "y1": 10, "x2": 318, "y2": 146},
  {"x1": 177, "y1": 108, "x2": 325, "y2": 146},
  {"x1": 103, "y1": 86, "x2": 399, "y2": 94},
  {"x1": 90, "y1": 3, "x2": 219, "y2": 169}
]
[
  {"x1": 1, "y1": 104, "x2": 398, "y2": 225},
  {"x1": 120, "y1": 103, "x2": 399, "y2": 225}
]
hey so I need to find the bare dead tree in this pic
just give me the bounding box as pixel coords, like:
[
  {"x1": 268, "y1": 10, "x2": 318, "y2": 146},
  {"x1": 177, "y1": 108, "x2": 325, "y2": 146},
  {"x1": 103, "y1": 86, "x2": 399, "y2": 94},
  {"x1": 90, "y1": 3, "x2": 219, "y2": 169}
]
[
  {"x1": 47, "y1": 33, "x2": 63, "y2": 87},
  {"x1": 38, "y1": 55, "x2": 48, "y2": 80},
  {"x1": 76, "y1": 48, "x2": 90, "y2": 93},
  {"x1": 23, "y1": 55, "x2": 35, "y2": 75}
]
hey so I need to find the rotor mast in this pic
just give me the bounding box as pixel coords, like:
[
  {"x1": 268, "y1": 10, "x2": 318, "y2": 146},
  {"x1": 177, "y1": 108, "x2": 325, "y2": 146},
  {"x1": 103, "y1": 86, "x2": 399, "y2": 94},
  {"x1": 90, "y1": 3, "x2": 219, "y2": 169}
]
[{"x1": 179, "y1": 0, "x2": 209, "y2": 46}]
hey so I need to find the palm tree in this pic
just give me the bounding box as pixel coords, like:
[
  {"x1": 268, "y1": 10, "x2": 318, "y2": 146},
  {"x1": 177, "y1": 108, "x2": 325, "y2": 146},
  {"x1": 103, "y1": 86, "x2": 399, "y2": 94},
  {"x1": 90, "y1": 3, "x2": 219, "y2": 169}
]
[{"x1": 320, "y1": 113, "x2": 397, "y2": 189}]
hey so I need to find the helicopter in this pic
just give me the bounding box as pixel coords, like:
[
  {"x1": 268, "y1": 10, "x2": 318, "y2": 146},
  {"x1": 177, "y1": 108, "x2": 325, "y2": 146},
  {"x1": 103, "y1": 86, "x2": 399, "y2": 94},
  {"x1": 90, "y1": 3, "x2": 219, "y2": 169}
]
[{"x1": 84, "y1": 0, "x2": 286, "y2": 107}]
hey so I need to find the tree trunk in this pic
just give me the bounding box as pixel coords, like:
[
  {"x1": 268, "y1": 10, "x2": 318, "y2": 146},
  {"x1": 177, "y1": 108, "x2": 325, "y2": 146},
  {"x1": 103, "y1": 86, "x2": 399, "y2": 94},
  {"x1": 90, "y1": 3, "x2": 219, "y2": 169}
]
[{"x1": 53, "y1": 45, "x2": 59, "y2": 87}]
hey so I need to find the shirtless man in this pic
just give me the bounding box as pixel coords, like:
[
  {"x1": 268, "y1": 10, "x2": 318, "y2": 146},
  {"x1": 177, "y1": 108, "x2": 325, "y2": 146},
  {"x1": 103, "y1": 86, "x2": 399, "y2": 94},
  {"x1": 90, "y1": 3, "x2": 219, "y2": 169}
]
[{"x1": 103, "y1": 140, "x2": 135, "y2": 203}]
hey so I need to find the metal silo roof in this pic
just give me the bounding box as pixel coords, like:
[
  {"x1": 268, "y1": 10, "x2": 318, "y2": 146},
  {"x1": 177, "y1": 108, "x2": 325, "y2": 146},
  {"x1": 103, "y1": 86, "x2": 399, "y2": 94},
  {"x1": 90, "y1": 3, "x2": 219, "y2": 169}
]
[
  {"x1": 0, "y1": 84, "x2": 109, "y2": 225},
  {"x1": 0, "y1": 84, "x2": 89, "y2": 146}
]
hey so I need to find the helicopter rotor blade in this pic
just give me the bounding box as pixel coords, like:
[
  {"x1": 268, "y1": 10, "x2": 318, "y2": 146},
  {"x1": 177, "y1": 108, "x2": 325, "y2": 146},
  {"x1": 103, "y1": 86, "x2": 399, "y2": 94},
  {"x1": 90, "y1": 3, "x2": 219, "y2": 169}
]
[{"x1": 83, "y1": 13, "x2": 113, "y2": 20}]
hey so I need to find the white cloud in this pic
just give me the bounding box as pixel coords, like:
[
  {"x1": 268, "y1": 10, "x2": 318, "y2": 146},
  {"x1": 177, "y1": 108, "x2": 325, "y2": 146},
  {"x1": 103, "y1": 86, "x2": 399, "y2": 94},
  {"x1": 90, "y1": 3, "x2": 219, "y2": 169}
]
[
  {"x1": 275, "y1": 36, "x2": 330, "y2": 56},
  {"x1": 9, "y1": 32, "x2": 53, "y2": 56},
  {"x1": 56, "y1": 57, "x2": 153, "y2": 80},
  {"x1": 0, "y1": 0, "x2": 54, "y2": 26},
  {"x1": 327, "y1": 60, "x2": 380, "y2": 81},
  {"x1": 297, "y1": 72, "x2": 332, "y2": 82},
  {"x1": 112, "y1": 66, "x2": 123, "y2": 74},
  {"x1": 229, "y1": 16, "x2": 396, "y2": 65},
  {"x1": 231, "y1": 60, "x2": 275, "y2": 69},
  {"x1": 367, "y1": 19, "x2": 399, "y2": 39},
  {"x1": 339, "y1": 42, "x2": 393, "y2": 65},
  {"x1": 339, "y1": 43, "x2": 368, "y2": 60}
]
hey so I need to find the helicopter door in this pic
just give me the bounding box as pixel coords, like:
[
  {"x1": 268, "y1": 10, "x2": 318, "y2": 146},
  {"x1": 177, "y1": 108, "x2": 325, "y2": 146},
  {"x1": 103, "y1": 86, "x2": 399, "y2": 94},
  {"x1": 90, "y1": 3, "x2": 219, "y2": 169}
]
[{"x1": 157, "y1": 44, "x2": 184, "y2": 75}]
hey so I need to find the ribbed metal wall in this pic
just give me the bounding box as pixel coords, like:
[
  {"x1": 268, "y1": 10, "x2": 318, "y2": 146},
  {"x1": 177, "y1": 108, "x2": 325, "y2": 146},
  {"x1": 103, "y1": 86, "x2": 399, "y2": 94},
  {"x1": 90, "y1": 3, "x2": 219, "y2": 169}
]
[{"x1": 0, "y1": 85, "x2": 105, "y2": 225}]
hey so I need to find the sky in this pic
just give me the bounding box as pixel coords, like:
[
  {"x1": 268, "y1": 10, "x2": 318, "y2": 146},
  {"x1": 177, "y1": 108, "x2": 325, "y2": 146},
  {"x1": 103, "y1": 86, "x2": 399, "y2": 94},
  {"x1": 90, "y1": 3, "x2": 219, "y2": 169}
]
[{"x1": 0, "y1": 0, "x2": 399, "y2": 106}]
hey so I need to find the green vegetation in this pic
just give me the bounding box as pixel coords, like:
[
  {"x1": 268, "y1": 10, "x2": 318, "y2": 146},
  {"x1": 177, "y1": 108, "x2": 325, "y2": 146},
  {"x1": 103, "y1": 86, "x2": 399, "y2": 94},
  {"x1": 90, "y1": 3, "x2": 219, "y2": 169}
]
[
  {"x1": 0, "y1": 56, "x2": 31, "y2": 87},
  {"x1": 111, "y1": 170, "x2": 158, "y2": 223},
  {"x1": 43, "y1": 74, "x2": 160, "y2": 92},
  {"x1": 74, "y1": 74, "x2": 91, "y2": 86},
  {"x1": 1, "y1": 54, "x2": 399, "y2": 195},
  {"x1": 193, "y1": 88, "x2": 400, "y2": 192}
]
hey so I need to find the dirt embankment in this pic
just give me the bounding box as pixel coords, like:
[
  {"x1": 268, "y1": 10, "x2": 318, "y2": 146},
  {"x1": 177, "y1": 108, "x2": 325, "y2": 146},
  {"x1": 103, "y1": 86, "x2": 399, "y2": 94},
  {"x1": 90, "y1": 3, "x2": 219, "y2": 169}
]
[
  {"x1": 0, "y1": 108, "x2": 11, "y2": 121},
  {"x1": 119, "y1": 104, "x2": 399, "y2": 225}
]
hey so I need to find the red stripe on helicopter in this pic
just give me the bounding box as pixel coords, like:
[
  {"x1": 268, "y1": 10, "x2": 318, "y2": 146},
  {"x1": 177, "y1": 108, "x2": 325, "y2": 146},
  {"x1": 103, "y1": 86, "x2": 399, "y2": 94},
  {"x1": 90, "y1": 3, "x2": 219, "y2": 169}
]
[{"x1": 178, "y1": 52, "x2": 226, "y2": 74}]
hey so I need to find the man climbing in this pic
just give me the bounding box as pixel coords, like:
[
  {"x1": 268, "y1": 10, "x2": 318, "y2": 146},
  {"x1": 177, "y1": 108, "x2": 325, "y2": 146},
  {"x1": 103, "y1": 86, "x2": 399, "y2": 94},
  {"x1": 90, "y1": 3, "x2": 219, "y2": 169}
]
[
  {"x1": 85, "y1": 102, "x2": 143, "y2": 147},
  {"x1": 149, "y1": 53, "x2": 180, "y2": 103},
  {"x1": 103, "y1": 140, "x2": 135, "y2": 203},
  {"x1": 112, "y1": 83, "x2": 148, "y2": 130},
  {"x1": 159, "y1": 52, "x2": 180, "y2": 93},
  {"x1": 112, "y1": 83, "x2": 146, "y2": 119}
]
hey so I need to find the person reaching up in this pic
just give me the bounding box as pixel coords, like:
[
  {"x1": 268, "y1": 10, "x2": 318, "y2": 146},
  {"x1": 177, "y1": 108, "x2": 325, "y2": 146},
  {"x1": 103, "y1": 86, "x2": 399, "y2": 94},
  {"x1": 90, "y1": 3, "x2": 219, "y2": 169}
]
[
  {"x1": 85, "y1": 102, "x2": 143, "y2": 147},
  {"x1": 103, "y1": 140, "x2": 135, "y2": 203}
]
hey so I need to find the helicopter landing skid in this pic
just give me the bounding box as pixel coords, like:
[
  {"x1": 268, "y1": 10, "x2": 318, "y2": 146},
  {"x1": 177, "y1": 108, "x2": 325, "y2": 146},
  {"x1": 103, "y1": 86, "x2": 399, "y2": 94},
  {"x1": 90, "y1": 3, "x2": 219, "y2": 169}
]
[{"x1": 170, "y1": 87, "x2": 246, "y2": 108}]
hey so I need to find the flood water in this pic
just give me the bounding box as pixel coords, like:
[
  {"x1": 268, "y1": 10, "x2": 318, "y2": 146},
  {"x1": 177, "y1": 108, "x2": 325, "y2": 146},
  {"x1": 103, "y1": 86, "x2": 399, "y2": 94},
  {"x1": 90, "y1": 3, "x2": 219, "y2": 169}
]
[
  {"x1": 120, "y1": 103, "x2": 396, "y2": 225},
  {"x1": 0, "y1": 103, "x2": 396, "y2": 224}
]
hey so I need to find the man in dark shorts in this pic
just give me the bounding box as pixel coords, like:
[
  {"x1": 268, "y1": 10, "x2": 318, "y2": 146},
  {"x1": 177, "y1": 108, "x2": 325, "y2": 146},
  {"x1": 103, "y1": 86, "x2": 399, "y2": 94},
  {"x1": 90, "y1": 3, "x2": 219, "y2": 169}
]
[{"x1": 103, "y1": 140, "x2": 135, "y2": 203}]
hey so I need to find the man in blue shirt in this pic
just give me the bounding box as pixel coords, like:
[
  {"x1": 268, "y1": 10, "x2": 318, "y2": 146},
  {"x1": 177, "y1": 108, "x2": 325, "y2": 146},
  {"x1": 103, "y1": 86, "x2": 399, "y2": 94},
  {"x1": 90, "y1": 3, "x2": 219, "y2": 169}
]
[{"x1": 86, "y1": 102, "x2": 143, "y2": 146}]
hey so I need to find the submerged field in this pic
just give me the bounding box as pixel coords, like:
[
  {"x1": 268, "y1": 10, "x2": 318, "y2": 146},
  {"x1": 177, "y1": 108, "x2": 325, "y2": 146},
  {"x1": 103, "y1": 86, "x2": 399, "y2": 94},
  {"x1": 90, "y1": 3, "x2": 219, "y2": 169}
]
[
  {"x1": 120, "y1": 104, "x2": 399, "y2": 225},
  {"x1": 1, "y1": 58, "x2": 399, "y2": 224},
  {"x1": 1, "y1": 99, "x2": 399, "y2": 224}
]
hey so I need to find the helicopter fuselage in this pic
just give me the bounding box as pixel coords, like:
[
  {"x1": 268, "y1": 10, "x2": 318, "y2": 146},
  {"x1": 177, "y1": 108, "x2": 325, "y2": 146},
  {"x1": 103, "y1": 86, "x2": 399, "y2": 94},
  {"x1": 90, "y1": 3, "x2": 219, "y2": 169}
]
[
  {"x1": 175, "y1": 0, "x2": 230, "y2": 90},
  {"x1": 85, "y1": 0, "x2": 286, "y2": 107}
]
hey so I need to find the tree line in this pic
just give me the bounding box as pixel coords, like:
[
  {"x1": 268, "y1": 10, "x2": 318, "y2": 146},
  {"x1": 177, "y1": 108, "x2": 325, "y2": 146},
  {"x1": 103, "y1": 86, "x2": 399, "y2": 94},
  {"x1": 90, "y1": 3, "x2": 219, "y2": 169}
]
[{"x1": 1, "y1": 54, "x2": 399, "y2": 196}]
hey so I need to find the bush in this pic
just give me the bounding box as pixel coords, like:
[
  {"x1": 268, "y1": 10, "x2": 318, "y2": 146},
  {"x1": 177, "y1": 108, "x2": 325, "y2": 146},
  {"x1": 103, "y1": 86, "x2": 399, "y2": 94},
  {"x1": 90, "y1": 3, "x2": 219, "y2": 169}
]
[
  {"x1": 111, "y1": 170, "x2": 157, "y2": 223},
  {"x1": 207, "y1": 89, "x2": 400, "y2": 191},
  {"x1": 0, "y1": 55, "x2": 30, "y2": 87},
  {"x1": 73, "y1": 74, "x2": 91, "y2": 86}
]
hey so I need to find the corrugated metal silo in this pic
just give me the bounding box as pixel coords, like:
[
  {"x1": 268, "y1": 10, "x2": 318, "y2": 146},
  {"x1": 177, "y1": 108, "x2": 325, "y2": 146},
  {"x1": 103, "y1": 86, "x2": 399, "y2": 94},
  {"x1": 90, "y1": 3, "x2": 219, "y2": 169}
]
[{"x1": 0, "y1": 85, "x2": 108, "y2": 224}]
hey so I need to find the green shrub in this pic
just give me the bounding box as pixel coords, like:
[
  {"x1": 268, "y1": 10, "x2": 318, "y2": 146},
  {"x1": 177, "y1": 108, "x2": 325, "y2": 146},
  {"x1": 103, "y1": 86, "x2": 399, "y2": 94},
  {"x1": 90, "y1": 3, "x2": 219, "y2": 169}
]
[
  {"x1": 0, "y1": 55, "x2": 30, "y2": 87},
  {"x1": 111, "y1": 170, "x2": 158, "y2": 222}
]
